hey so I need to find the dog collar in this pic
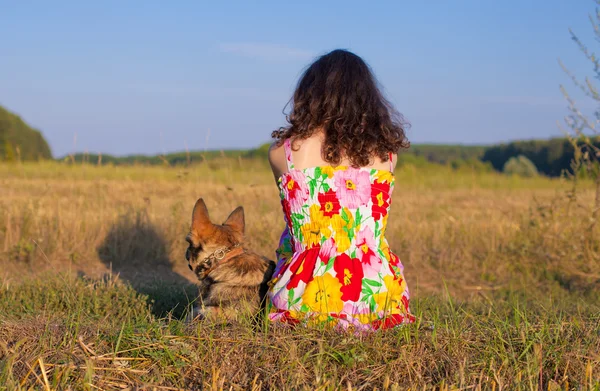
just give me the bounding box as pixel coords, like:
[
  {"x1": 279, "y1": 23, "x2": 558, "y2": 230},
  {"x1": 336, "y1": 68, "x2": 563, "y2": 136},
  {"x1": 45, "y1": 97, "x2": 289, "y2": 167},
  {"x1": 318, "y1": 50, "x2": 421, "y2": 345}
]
[
  {"x1": 199, "y1": 243, "x2": 243, "y2": 279},
  {"x1": 202, "y1": 243, "x2": 241, "y2": 264}
]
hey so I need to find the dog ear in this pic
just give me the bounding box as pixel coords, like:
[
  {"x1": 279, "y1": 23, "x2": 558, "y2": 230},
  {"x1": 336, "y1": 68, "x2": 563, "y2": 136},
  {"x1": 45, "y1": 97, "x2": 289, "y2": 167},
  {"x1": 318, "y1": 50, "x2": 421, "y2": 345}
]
[
  {"x1": 223, "y1": 206, "x2": 245, "y2": 235},
  {"x1": 190, "y1": 198, "x2": 212, "y2": 234}
]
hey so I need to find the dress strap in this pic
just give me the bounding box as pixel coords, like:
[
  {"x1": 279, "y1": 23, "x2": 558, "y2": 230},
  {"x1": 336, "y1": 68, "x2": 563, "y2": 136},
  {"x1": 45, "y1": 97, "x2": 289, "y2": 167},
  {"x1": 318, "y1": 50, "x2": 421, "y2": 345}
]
[
  {"x1": 284, "y1": 139, "x2": 295, "y2": 171},
  {"x1": 388, "y1": 152, "x2": 394, "y2": 171}
]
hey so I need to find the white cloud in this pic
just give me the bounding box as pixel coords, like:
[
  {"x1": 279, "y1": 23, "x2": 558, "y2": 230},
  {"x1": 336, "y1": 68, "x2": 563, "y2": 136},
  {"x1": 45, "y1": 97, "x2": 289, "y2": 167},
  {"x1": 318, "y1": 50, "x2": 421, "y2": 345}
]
[{"x1": 218, "y1": 42, "x2": 315, "y2": 62}]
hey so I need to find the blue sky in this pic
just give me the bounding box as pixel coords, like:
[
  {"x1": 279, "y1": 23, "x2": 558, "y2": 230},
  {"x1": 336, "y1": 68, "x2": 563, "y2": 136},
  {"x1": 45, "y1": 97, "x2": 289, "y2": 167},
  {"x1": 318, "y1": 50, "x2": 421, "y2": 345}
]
[{"x1": 0, "y1": 0, "x2": 596, "y2": 157}]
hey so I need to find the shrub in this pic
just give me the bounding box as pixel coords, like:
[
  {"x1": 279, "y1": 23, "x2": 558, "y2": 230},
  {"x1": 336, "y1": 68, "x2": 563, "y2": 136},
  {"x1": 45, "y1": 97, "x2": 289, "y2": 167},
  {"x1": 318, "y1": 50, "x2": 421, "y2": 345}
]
[{"x1": 503, "y1": 155, "x2": 539, "y2": 177}]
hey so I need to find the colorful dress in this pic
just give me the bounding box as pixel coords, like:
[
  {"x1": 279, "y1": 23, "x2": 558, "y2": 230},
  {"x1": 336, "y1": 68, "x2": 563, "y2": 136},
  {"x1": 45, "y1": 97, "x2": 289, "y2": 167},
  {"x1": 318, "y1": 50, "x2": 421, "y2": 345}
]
[{"x1": 267, "y1": 139, "x2": 415, "y2": 331}]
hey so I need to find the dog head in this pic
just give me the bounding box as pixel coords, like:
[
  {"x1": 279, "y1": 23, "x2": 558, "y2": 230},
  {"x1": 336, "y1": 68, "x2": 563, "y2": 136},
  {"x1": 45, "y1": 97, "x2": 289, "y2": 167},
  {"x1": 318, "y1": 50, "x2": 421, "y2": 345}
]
[{"x1": 185, "y1": 198, "x2": 245, "y2": 279}]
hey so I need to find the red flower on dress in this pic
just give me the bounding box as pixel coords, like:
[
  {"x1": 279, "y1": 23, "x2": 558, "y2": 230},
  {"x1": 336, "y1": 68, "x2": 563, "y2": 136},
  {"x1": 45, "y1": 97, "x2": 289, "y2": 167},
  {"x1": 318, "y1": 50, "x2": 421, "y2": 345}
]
[
  {"x1": 371, "y1": 180, "x2": 391, "y2": 220},
  {"x1": 372, "y1": 314, "x2": 405, "y2": 330},
  {"x1": 401, "y1": 295, "x2": 410, "y2": 312},
  {"x1": 278, "y1": 310, "x2": 301, "y2": 326},
  {"x1": 330, "y1": 312, "x2": 348, "y2": 320},
  {"x1": 286, "y1": 247, "x2": 320, "y2": 289},
  {"x1": 333, "y1": 253, "x2": 364, "y2": 302},
  {"x1": 388, "y1": 251, "x2": 404, "y2": 280},
  {"x1": 318, "y1": 189, "x2": 341, "y2": 217},
  {"x1": 388, "y1": 251, "x2": 400, "y2": 266},
  {"x1": 282, "y1": 199, "x2": 292, "y2": 227}
]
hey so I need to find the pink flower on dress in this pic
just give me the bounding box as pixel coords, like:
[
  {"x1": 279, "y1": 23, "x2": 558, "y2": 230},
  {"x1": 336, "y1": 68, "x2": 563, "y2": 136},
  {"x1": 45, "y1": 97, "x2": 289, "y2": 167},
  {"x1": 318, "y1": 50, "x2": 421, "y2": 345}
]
[
  {"x1": 355, "y1": 226, "x2": 376, "y2": 259},
  {"x1": 319, "y1": 237, "x2": 337, "y2": 264},
  {"x1": 342, "y1": 301, "x2": 371, "y2": 317},
  {"x1": 333, "y1": 169, "x2": 371, "y2": 209},
  {"x1": 281, "y1": 170, "x2": 309, "y2": 213}
]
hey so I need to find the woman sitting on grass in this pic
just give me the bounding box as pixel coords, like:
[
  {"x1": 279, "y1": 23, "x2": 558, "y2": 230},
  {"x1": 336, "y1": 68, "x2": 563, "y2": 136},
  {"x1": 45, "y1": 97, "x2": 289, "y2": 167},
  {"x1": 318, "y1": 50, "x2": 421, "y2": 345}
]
[{"x1": 267, "y1": 49, "x2": 415, "y2": 331}]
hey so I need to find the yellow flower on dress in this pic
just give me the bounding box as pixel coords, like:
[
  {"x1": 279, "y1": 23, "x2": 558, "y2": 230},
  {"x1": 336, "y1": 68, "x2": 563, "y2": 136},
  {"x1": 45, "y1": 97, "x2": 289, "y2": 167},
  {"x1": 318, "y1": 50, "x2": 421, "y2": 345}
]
[
  {"x1": 302, "y1": 273, "x2": 344, "y2": 316},
  {"x1": 321, "y1": 166, "x2": 335, "y2": 178},
  {"x1": 375, "y1": 169, "x2": 394, "y2": 184},
  {"x1": 358, "y1": 312, "x2": 380, "y2": 324},
  {"x1": 309, "y1": 205, "x2": 332, "y2": 237},
  {"x1": 286, "y1": 310, "x2": 303, "y2": 320},
  {"x1": 379, "y1": 239, "x2": 390, "y2": 261},
  {"x1": 380, "y1": 213, "x2": 389, "y2": 235},
  {"x1": 373, "y1": 275, "x2": 407, "y2": 313},
  {"x1": 300, "y1": 222, "x2": 321, "y2": 248},
  {"x1": 300, "y1": 205, "x2": 332, "y2": 248},
  {"x1": 331, "y1": 208, "x2": 354, "y2": 253}
]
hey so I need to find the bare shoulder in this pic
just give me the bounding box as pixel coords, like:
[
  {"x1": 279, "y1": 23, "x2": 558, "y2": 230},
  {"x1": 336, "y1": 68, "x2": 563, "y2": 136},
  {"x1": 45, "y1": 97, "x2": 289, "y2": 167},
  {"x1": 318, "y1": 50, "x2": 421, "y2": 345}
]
[{"x1": 268, "y1": 141, "x2": 286, "y2": 180}]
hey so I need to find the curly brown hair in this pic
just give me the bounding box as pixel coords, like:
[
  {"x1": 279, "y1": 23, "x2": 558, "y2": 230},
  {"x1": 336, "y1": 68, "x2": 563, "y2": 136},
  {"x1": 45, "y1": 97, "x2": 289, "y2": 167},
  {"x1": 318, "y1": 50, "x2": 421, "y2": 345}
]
[{"x1": 272, "y1": 49, "x2": 410, "y2": 167}]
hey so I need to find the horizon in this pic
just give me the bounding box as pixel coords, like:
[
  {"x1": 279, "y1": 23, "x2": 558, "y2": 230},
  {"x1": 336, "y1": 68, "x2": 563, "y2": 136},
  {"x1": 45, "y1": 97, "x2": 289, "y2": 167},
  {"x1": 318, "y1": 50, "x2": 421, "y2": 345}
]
[
  {"x1": 1, "y1": 1, "x2": 597, "y2": 157},
  {"x1": 59, "y1": 136, "x2": 579, "y2": 160}
]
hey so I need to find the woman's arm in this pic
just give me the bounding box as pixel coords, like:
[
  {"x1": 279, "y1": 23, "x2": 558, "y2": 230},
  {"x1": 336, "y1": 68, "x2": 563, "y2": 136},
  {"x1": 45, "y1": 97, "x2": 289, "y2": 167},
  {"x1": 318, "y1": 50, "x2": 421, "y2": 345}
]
[{"x1": 268, "y1": 142, "x2": 287, "y2": 183}]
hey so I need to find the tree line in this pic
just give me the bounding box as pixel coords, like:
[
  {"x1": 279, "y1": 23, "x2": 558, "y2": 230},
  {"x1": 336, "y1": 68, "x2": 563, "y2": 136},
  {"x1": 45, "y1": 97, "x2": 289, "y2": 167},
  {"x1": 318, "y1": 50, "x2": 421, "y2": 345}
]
[
  {"x1": 66, "y1": 139, "x2": 600, "y2": 178},
  {"x1": 481, "y1": 137, "x2": 600, "y2": 177},
  {"x1": 2, "y1": 102, "x2": 598, "y2": 178}
]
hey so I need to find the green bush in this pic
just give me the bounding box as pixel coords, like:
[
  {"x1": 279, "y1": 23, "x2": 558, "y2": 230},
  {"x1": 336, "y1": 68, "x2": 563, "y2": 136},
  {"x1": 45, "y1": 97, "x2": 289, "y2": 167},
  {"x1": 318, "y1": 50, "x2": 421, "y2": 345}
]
[{"x1": 503, "y1": 155, "x2": 539, "y2": 177}]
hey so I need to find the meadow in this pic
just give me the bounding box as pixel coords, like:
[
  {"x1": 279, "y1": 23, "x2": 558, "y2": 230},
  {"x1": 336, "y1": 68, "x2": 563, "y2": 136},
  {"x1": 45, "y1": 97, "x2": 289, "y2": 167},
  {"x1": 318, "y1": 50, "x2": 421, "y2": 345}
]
[{"x1": 0, "y1": 158, "x2": 599, "y2": 390}]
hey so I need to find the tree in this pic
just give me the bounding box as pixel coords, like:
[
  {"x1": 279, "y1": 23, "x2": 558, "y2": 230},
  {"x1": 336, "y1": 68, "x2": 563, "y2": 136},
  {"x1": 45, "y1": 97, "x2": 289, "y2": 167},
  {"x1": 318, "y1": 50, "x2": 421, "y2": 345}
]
[
  {"x1": 3, "y1": 141, "x2": 15, "y2": 162},
  {"x1": 0, "y1": 105, "x2": 52, "y2": 161},
  {"x1": 559, "y1": 1, "x2": 600, "y2": 235},
  {"x1": 503, "y1": 155, "x2": 539, "y2": 177}
]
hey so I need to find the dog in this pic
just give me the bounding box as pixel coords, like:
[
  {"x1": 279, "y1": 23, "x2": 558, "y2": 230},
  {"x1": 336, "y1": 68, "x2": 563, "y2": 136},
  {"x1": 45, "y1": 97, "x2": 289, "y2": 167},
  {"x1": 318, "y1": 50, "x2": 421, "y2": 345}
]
[{"x1": 185, "y1": 198, "x2": 275, "y2": 322}]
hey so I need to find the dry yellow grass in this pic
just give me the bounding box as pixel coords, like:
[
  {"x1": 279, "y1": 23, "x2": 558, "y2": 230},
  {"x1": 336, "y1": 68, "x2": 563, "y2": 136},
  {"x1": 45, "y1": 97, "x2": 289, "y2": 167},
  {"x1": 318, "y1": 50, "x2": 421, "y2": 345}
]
[
  {"x1": 0, "y1": 161, "x2": 597, "y2": 297},
  {"x1": 0, "y1": 160, "x2": 599, "y2": 389}
]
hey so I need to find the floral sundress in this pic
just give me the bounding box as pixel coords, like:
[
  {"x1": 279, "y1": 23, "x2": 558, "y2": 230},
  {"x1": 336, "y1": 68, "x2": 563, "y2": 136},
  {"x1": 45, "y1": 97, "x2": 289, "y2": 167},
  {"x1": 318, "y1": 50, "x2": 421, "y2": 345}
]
[{"x1": 267, "y1": 139, "x2": 415, "y2": 331}]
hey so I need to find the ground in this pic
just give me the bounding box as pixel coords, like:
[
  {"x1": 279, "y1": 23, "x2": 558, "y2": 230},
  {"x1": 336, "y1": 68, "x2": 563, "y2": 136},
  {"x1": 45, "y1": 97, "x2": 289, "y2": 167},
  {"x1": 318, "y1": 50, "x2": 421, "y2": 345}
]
[{"x1": 0, "y1": 160, "x2": 599, "y2": 390}]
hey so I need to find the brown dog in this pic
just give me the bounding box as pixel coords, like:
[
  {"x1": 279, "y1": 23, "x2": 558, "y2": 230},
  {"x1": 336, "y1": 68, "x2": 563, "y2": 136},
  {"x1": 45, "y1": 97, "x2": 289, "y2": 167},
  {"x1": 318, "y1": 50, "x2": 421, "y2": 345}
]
[{"x1": 185, "y1": 198, "x2": 275, "y2": 322}]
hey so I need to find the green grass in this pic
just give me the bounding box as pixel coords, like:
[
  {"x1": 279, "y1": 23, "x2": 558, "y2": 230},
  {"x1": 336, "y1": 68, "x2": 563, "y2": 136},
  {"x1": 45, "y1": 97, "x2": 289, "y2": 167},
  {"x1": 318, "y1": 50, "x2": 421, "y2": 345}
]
[
  {"x1": 0, "y1": 159, "x2": 272, "y2": 185},
  {"x1": 0, "y1": 274, "x2": 598, "y2": 390}
]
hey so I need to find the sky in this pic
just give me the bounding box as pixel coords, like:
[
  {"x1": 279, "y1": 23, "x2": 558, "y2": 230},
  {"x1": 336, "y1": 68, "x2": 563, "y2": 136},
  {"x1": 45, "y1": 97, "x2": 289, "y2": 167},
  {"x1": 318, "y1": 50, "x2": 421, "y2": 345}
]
[{"x1": 0, "y1": 0, "x2": 597, "y2": 157}]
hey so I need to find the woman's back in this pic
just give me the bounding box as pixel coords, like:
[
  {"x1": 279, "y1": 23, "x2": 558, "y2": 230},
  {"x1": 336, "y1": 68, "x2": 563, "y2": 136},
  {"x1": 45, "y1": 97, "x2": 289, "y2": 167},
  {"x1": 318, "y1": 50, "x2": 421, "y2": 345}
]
[
  {"x1": 265, "y1": 49, "x2": 415, "y2": 331},
  {"x1": 268, "y1": 132, "x2": 396, "y2": 179}
]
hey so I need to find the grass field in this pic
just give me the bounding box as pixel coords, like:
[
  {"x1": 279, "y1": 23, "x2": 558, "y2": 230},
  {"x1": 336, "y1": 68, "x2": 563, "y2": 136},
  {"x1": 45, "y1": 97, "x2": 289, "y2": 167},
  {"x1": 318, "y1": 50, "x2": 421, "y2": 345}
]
[{"x1": 1, "y1": 160, "x2": 599, "y2": 390}]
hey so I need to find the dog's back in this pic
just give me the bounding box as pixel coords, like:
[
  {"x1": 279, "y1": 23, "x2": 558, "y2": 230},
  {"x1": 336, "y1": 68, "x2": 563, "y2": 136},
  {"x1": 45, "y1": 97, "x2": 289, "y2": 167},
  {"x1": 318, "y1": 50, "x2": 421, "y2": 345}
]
[
  {"x1": 185, "y1": 198, "x2": 275, "y2": 321},
  {"x1": 199, "y1": 251, "x2": 274, "y2": 309}
]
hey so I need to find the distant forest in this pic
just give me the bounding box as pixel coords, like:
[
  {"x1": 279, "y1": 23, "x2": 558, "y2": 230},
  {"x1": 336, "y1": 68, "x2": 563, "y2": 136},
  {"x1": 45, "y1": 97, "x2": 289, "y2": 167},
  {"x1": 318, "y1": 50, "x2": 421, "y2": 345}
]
[
  {"x1": 482, "y1": 138, "x2": 600, "y2": 177},
  {"x1": 2, "y1": 103, "x2": 598, "y2": 177},
  {"x1": 66, "y1": 138, "x2": 599, "y2": 177}
]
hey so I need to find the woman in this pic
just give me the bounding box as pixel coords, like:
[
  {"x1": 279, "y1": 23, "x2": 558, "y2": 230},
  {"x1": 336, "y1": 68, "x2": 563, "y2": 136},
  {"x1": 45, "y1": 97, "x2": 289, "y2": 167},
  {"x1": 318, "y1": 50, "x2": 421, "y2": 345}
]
[{"x1": 267, "y1": 49, "x2": 415, "y2": 331}]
